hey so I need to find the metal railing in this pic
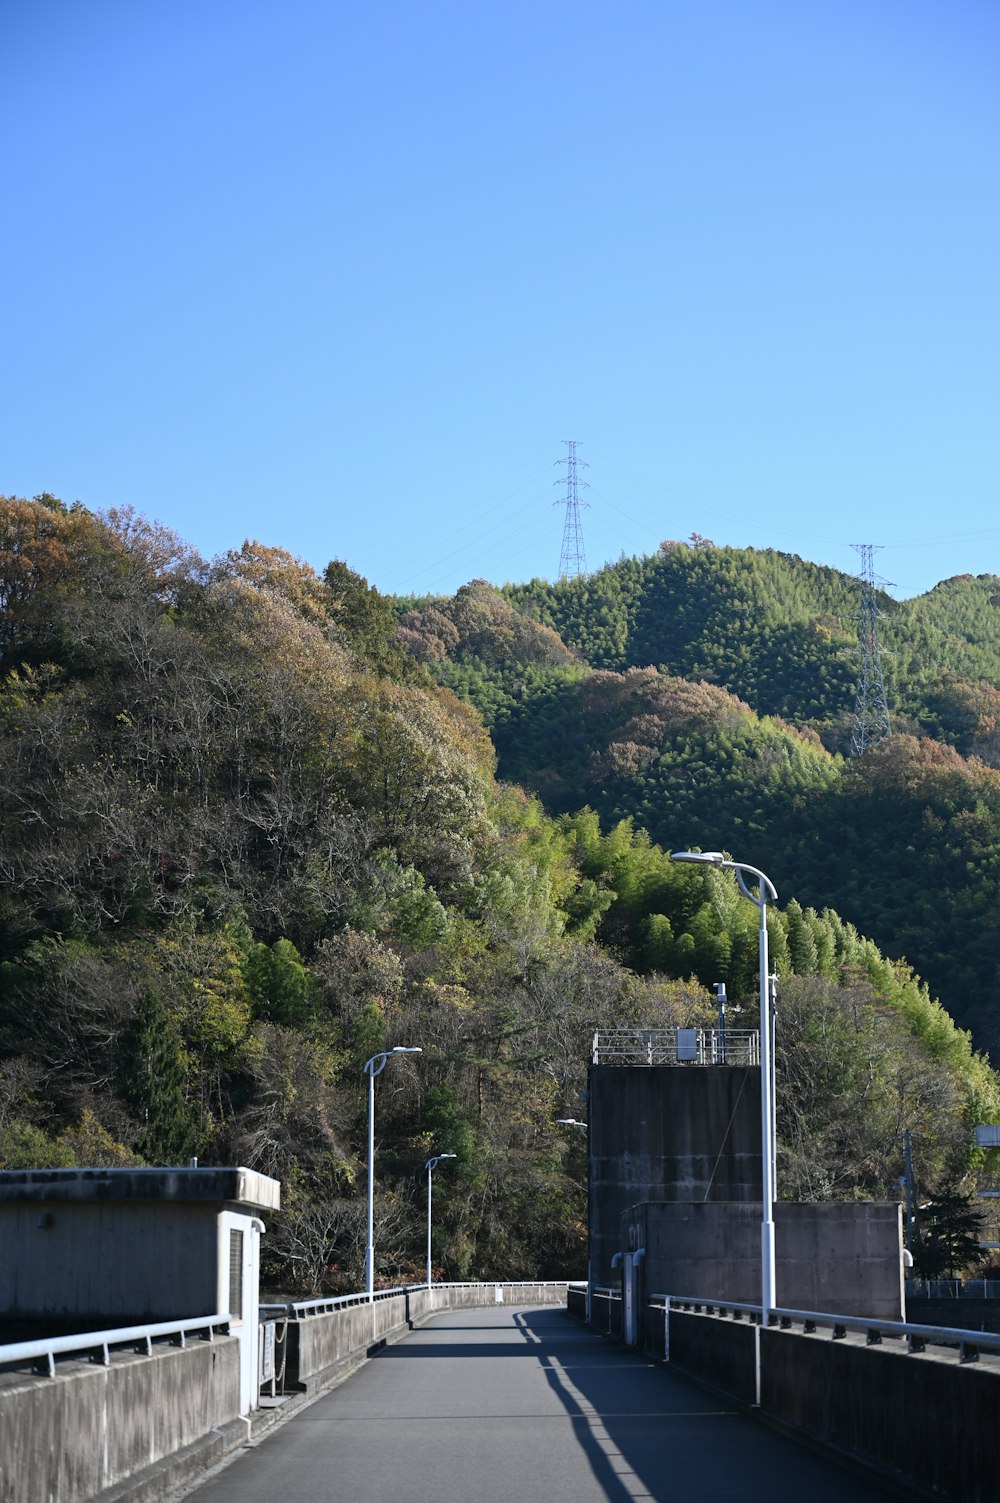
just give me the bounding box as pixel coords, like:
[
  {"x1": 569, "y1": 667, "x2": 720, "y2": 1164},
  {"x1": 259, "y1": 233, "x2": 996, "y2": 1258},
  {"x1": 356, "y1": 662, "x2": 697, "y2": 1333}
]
[
  {"x1": 283, "y1": 1279, "x2": 576, "y2": 1317},
  {"x1": 0, "y1": 1312, "x2": 232, "y2": 1379},
  {"x1": 593, "y1": 1027, "x2": 759, "y2": 1066},
  {"x1": 906, "y1": 1278, "x2": 1000, "y2": 1300},
  {"x1": 653, "y1": 1294, "x2": 1000, "y2": 1365}
]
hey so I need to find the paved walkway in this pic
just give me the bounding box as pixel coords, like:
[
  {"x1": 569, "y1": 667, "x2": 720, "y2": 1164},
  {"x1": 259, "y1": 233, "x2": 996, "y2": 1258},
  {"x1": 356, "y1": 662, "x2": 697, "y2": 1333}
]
[{"x1": 190, "y1": 1305, "x2": 897, "y2": 1502}]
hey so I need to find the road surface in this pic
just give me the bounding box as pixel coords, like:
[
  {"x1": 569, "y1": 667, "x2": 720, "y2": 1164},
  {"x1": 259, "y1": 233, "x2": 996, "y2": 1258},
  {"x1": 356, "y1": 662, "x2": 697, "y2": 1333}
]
[{"x1": 189, "y1": 1304, "x2": 898, "y2": 1501}]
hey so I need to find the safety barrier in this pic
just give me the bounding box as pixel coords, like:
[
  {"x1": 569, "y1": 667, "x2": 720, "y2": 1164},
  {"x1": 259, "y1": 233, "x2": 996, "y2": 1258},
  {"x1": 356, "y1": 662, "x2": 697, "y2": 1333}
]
[
  {"x1": 0, "y1": 1311, "x2": 231, "y2": 1379},
  {"x1": 282, "y1": 1280, "x2": 575, "y2": 1390},
  {"x1": 0, "y1": 1281, "x2": 574, "y2": 1503},
  {"x1": 640, "y1": 1293, "x2": 1000, "y2": 1502}
]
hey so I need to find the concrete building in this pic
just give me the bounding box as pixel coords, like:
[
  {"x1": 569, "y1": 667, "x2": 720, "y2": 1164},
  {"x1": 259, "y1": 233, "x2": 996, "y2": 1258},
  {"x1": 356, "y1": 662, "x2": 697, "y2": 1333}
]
[
  {"x1": 0, "y1": 1166, "x2": 280, "y2": 1415},
  {"x1": 588, "y1": 1030, "x2": 904, "y2": 1328}
]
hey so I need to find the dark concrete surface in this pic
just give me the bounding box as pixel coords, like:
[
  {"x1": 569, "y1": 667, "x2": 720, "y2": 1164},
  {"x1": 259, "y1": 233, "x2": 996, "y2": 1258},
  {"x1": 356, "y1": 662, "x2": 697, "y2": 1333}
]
[{"x1": 187, "y1": 1305, "x2": 899, "y2": 1502}]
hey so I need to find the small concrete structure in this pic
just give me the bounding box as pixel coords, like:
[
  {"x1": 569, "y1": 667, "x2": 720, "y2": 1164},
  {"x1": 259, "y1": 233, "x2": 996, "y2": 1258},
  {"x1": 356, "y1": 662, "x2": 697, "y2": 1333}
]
[
  {"x1": 589, "y1": 1064, "x2": 763, "y2": 1287},
  {"x1": 0, "y1": 1166, "x2": 280, "y2": 1415},
  {"x1": 623, "y1": 1199, "x2": 905, "y2": 1323},
  {"x1": 589, "y1": 1062, "x2": 905, "y2": 1331}
]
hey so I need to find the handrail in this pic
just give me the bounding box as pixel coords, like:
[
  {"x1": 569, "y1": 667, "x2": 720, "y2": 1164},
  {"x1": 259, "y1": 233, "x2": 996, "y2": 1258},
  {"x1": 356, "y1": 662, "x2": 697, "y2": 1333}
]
[
  {"x1": 288, "y1": 1279, "x2": 576, "y2": 1317},
  {"x1": 0, "y1": 1312, "x2": 232, "y2": 1379},
  {"x1": 653, "y1": 1294, "x2": 1000, "y2": 1364}
]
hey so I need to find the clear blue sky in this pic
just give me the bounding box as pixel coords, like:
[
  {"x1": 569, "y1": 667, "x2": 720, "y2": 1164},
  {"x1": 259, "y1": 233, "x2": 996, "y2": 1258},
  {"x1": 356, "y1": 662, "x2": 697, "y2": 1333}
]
[{"x1": 3, "y1": 0, "x2": 999, "y2": 601}]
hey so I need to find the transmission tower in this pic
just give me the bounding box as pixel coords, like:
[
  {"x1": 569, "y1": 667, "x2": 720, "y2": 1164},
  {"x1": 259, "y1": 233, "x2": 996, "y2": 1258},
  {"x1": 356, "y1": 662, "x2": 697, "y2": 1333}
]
[
  {"x1": 850, "y1": 543, "x2": 893, "y2": 756},
  {"x1": 554, "y1": 439, "x2": 589, "y2": 580}
]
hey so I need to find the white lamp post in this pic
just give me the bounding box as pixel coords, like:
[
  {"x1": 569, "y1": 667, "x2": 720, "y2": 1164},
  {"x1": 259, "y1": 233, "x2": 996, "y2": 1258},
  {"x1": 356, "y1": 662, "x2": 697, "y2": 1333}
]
[
  {"x1": 556, "y1": 1118, "x2": 591, "y2": 1322},
  {"x1": 670, "y1": 851, "x2": 778, "y2": 1329},
  {"x1": 424, "y1": 1153, "x2": 456, "y2": 1286},
  {"x1": 364, "y1": 1047, "x2": 422, "y2": 1298}
]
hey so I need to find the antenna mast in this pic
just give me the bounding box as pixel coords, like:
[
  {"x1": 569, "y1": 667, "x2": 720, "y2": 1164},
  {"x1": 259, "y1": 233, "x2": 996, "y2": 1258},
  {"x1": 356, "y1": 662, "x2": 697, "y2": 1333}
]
[
  {"x1": 850, "y1": 543, "x2": 893, "y2": 756},
  {"x1": 554, "y1": 439, "x2": 589, "y2": 580}
]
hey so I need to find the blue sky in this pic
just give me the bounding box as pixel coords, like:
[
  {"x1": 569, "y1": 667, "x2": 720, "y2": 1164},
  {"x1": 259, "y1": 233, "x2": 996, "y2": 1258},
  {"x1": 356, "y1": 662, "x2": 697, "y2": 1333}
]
[{"x1": 3, "y1": 0, "x2": 999, "y2": 602}]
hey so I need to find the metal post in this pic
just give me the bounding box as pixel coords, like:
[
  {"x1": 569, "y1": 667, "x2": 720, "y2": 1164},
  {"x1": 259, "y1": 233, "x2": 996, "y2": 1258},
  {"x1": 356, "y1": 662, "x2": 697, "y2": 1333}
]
[
  {"x1": 669, "y1": 850, "x2": 778, "y2": 1406},
  {"x1": 425, "y1": 1153, "x2": 456, "y2": 1287},
  {"x1": 902, "y1": 1128, "x2": 920, "y2": 1248},
  {"x1": 366, "y1": 1060, "x2": 376, "y2": 1299},
  {"x1": 364, "y1": 1047, "x2": 422, "y2": 1300},
  {"x1": 716, "y1": 981, "x2": 727, "y2": 1063},
  {"x1": 427, "y1": 1160, "x2": 433, "y2": 1288},
  {"x1": 758, "y1": 893, "x2": 776, "y2": 1329},
  {"x1": 769, "y1": 971, "x2": 778, "y2": 1193}
]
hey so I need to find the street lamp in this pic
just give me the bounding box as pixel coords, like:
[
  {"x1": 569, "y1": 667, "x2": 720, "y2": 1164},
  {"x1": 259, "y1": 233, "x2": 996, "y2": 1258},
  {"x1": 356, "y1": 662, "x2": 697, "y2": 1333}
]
[
  {"x1": 364, "y1": 1047, "x2": 422, "y2": 1298},
  {"x1": 670, "y1": 850, "x2": 778, "y2": 1329},
  {"x1": 556, "y1": 1118, "x2": 591, "y2": 1322},
  {"x1": 424, "y1": 1153, "x2": 457, "y2": 1286}
]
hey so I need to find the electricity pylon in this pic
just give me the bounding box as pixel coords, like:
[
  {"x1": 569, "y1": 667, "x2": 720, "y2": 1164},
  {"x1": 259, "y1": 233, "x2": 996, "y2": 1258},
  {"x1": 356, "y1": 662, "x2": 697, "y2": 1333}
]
[
  {"x1": 851, "y1": 543, "x2": 893, "y2": 756},
  {"x1": 554, "y1": 439, "x2": 589, "y2": 580}
]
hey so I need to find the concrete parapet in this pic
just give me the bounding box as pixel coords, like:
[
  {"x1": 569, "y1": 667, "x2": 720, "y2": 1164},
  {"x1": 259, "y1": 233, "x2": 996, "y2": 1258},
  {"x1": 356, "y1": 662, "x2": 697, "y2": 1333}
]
[
  {"x1": 0, "y1": 1283, "x2": 567, "y2": 1503},
  {"x1": 0, "y1": 1335, "x2": 242, "y2": 1503},
  {"x1": 668, "y1": 1309, "x2": 757, "y2": 1404},
  {"x1": 657, "y1": 1307, "x2": 1000, "y2": 1502},
  {"x1": 288, "y1": 1282, "x2": 569, "y2": 1389}
]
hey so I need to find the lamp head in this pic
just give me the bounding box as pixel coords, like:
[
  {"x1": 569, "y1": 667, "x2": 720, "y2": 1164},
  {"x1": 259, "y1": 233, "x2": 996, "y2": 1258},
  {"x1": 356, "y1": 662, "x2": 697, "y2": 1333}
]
[
  {"x1": 670, "y1": 850, "x2": 725, "y2": 865},
  {"x1": 390, "y1": 1046, "x2": 422, "y2": 1055}
]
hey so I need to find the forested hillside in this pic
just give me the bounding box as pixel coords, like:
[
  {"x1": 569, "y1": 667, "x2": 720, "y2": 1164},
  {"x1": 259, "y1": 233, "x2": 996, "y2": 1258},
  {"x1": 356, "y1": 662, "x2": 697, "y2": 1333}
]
[
  {"x1": 401, "y1": 544, "x2": 1000, "y2": 1059},
  {"x1": 2, "y1": 498, "x2": 998, "y2": 1289}
]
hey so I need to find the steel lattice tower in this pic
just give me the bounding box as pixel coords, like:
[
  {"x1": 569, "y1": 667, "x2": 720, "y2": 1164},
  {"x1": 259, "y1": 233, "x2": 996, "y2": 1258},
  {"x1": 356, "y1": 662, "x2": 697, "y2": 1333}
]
[
  {"x1": 555, "y1": 439, "x2": 589, "y2": 580},
  {"x1": 850, "y1": 543, "x2": 893, "y2": 756}
]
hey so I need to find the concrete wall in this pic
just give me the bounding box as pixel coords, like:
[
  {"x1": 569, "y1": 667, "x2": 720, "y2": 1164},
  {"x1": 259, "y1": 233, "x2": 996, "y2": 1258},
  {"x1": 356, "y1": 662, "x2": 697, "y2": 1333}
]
[
  {"x1": 589, "y1": 1065, "x2": 762, "y2": 1286},
  {"x1": 288, "y1": 1283, "x2": 571, "y2": 1388},
  {"x1": 625, "y1": 1200, "x2": 904, "y2": 1321},
  {"x1": 658, "y1": 1307, "x2": 1000, "y2": 1503},
  {"x1": 907, "y1": 1297, "x2": 1000, "y2": 1334},
  {"x1": 0, "y1": 1168, "x2": 279, "y2": 1331},
  {"x1": 0, "y1": 1283, "x2": 569, "y2": 1503},
  {"x1": 0, "y1": 1335, "x2": 242, "y2": 1503},
  {"x1": 0, "y1": 1203, "x2": 221, "y2": 1325}
]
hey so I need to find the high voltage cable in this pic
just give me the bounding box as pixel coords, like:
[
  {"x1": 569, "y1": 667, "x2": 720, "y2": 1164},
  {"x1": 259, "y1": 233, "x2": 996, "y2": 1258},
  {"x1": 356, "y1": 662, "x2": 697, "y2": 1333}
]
[
  {"x1": 388, "y1": 474, "x2": 556, "y2": 585},
  {"x1": 396, "y1": 488, "x2": 557, "y2": 589}
]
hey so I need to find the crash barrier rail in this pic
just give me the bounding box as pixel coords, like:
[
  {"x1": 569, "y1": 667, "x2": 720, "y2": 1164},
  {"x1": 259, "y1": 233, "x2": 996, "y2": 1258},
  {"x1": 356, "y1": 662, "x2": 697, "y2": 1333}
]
[
  {"x1": 0, "y1": 1311, "x2": 231, "y2": 1378},
  {"x1": 592, "y1": 1027, "x2": 759, "y2": 1067},
  {"x1": 278, "y1": 1279, "x2": 575, "y2": 1318},
  {"x1": 259, "y1": 1280, "x2": 578, "y2": 1395},
  {"x1": 651, "y1": 1294, "x2": 1000, "y2": 1365},
  {"x1": 629, "y1": 1291, "x2": 1000, "y2": 1503}
]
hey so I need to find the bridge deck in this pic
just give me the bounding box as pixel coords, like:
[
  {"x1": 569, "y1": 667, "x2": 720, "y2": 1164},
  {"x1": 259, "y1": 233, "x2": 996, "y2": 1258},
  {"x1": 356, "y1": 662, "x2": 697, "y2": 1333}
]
[{"x1": 191, "y1": 1305, "x2": 898, "y2": 1501}]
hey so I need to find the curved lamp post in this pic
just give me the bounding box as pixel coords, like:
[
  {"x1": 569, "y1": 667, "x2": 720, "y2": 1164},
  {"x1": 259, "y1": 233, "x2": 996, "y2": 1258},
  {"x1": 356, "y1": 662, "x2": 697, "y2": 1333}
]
[
  {"x1": 364, "y1": 1047, "x2": 422, "y2": 1297},
  {"x1": 670, "y1": 851, "x2": 778, "y2": 1329},
  {"x1": 424, "y1": 1153, "x2": 457, "y2": 1286}
]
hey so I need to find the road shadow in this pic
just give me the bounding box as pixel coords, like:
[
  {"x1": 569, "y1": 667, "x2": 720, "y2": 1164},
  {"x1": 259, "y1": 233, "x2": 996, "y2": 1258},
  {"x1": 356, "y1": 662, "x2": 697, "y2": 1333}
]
[{"x1": 509, "y1": 1307, "x2": 894, "y2": 1502}]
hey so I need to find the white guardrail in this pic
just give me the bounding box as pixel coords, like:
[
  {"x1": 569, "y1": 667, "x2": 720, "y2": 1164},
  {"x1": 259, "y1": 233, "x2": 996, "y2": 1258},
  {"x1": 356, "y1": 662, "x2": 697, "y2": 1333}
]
[
  {"x1": 0, "y1": 1281, "x2": 578, "y2": 1379},
  {"x1": 278, "y1": 1279, "x2": 576, "y2": 1318},
  {"x1": 0, "y1": 1312, "x2": 232, "y2": 1378},
  {"x1": 650, "y1": 1294, "x2": 1000, "y2": 1365}
]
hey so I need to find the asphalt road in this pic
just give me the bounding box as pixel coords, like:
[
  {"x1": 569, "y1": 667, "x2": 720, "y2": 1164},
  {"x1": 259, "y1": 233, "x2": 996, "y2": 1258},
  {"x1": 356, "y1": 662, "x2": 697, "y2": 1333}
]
[{"x1": 189, "y1": 1305, "x2": 898, "y2": 1502}]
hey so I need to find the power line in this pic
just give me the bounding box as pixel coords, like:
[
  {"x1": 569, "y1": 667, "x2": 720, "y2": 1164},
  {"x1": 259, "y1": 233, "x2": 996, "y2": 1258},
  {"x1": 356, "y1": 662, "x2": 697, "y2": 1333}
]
[{"x1": 555, "y1": 439, "x2": 589, "y2": 580}]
